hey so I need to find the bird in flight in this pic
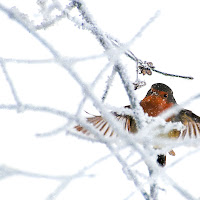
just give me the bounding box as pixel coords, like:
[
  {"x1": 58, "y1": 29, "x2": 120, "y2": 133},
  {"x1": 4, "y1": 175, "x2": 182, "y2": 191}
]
[{"x1": 75, "y1": 83, "x2": 200, "y2": 166}]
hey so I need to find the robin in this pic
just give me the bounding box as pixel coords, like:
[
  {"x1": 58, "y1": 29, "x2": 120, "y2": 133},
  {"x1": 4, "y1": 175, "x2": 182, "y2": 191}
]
[{"x1": 75, "y1": 83, "x2": 200, "y2": 166}]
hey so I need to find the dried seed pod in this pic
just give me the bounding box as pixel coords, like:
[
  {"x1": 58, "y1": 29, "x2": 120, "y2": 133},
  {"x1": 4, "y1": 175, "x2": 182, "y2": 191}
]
[
  {"x1": 141, "y1": 69, "x2": 146, "y2": 75},
  {"x1": 146, "y1": 69, "x2": 152, "y2": 75},
  {"x1": 138, "y1": 66, "x2": 144, "y2": 74},
  {"x1": 147, "y1": 62, "x2": 154, "y2": 68}
]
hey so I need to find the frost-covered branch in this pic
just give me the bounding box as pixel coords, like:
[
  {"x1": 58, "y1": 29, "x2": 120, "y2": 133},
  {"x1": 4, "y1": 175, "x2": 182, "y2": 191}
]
[
  {"x1": 0, "y1": 103, "x2": 150, "y2": 199},
  {"x1": 110, "y1": 39, "x2": 194, "y2": 80},
  {"x1": 71, "y1": 0, "x2": 146, "y2": 130},
  {"x1": 0, "y1": 2, "x2": 148, "y2": 165},
  {"x1": 101, "y1": 68, "x2": 116, "y2": 102},
  {"x1": 0, "y1": 60, "x2": 22, "y2": 109},
  {"x1": 0, "y1": 54, "x2": 105, "y2": 64}
]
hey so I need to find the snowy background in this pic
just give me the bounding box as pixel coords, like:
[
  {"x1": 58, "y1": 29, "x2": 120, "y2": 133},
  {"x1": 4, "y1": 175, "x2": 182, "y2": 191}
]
[{"x1": 0, "y1": 0, "x2": 200, "y2": 199}]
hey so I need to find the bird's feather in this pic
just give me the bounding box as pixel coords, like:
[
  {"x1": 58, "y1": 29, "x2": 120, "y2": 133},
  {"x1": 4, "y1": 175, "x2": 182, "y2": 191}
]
[
  {"x1": 74, "y1": 112, "x2": 137, "y2": 137},
  {"x1": 171, "y1": 109, "x2": 200, "y2": 139},
  {"x1": 75, "y1": 109, "x2": 200, "y2": 140}
]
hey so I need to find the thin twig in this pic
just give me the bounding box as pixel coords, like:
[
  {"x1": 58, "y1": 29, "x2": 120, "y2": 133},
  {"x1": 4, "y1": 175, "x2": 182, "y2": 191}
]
[
  {"x1": 73, "y1": 0, "x2": 146, "y2": 130},
  {"x1": 0, "y1": 60, "x2": 22, "y2": 109},
  {"x1": 109, "y1": 37, "x2": 194, "y2": 80},
  {"x1": 163, "y1": 175, "x2": 198, "y2": 200},
  {"x1": 148, "y1": 167, "x2": 158, "y2": 200},
  {"x1": 0, "y1": 54, "x2": 105, "y2": 64},
  {"x1": 101, "y1": 68, "x2": 116, "y2": 102},
  {"x1": 0, "y1": 3, "x2": 163, "y2": 200},
  {"x1": 167, "y1": 148, "x2": 200, "y2": 169},
  {"x1": 152, "y1": 68, "x2": 193, "y2": 80}
]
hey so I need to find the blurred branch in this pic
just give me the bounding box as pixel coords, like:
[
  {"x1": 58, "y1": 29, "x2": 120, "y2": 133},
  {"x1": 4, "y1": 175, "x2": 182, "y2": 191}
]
[
  {"x1": 65, "y1": 61, "x2": 112, "y2": 135},
  {"x1": 101, "y1": 68, "x2": 116, "y2": 102},
  {"x1": 167, "y1": 148, "x2": 200, "y2": 169},
  {"x1": 0, "y1": 153, "x2": 112, "y2": 200},
  {"x1": 63, "y1": 4, "x2": 193, "y2": 83},
  {"x1": 13, "y1": 1, "x2": 193, "y2": 82},
  {"x1": 0, "y1": 102, "x2": 150, "y2": 199},
  {"x1": 148, "y1": 167, "x2": 158, "y2": 200},
  {"x1": 74, "y1": 61, "x2": 112, "y2": 116},
  {"x1": 0, "y1": 165, "x2": 70, "y2": 180},
  {"x1": 0, "y1": 53, "x2": 106, "y2": 66},
  {"x1": 1, "y1": 5, "x2": 153, "y2": 186},
  {"x1": 0, "y1": 60, "x2": 22, "y2": 109},
  {"x1": 71, "y1": 0, "x2": 146, "y2": 130},
  {"x1": 164, "y1": 175, "x2": 198, "y2": 200}
]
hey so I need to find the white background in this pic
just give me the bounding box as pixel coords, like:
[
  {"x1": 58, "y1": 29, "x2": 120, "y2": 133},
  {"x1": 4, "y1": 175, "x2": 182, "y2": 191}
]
[{"x1": 0, "y1": 0, "x2": 200, "y2": 199}]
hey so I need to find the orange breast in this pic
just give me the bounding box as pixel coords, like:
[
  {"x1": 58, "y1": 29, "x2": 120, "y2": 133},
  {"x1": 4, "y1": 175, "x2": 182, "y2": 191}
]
[{"x1": 140, "y1": 95, "x2": 174, "y2": 117}]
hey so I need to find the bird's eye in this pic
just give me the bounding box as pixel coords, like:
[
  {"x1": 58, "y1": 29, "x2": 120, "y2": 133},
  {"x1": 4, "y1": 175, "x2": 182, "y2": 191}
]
[{"x1": 163, "y1": 94, "x2": 168, "y2": 98}]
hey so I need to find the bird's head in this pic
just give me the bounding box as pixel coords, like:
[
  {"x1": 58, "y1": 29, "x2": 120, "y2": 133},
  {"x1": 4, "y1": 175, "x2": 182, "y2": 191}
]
[{"x1": 140, "y1": 83, "x2": 177, "y2": 117}]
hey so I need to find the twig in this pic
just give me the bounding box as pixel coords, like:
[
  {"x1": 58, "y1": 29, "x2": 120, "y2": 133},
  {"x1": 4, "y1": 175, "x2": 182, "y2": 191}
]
[
  {"x1": 36, "y1": 123, "x2": 68, "y2": 137},
  {"x1": 163, "y1": 175, "x2": 198, "y2": 200},
  {"x1": 167, "y1": 148, "x2": 200, "y2": 169},
  {"x1": 124, "y1": 192, "x2": 135, "y2": 200},
  {"x1": 38, "y1": 1, "x2": 193, "y2": 82},
  {"x1": 101, "y1": 68, "x2": 116, "y2": 102},
  {"x1": 0, "y1": 60, "x2": 22, "y2": 109},
  {"x1": 152, "y1": 68, "x2": 193, "y2": 79},
  {"x1": 73, "y1": 0, "x2": 146, "y2": 130},
  {"x1": 0, "y1": 165, "x2": 70, "y2": 180},
  {"x1": 148, "y1": 167, "x2": 158, "y2": 200},
  {"x1": 0, "y1": 3, "x2": 154, "y2": 199},
  {"x1": 66, "y1": 61, "x2": 112, "y2": 132},
  {"x1": 109, "y1": 38, "x2": 194, "y2": 80}
]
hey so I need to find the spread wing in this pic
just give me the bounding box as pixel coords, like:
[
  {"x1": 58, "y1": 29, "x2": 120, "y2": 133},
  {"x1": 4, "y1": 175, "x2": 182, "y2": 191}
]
[
  {"x1": 75, "y1": 107, "x2": 200, "y2": 139},
  {"x1": 75, "y1": 113, "x2": 137, "y2": 137},
  {"x1": 171, "y1": 109, "x2": 200, "y2": 139}
]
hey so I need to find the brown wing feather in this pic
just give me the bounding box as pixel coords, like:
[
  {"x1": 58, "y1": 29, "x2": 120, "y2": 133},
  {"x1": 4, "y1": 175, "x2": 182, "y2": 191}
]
[
  {"x1": 74, "y1": 112, "x2": 137, "y2": 137},
  {"x1": 172, "y1": 109, "x2": 200, "y2": 139}
]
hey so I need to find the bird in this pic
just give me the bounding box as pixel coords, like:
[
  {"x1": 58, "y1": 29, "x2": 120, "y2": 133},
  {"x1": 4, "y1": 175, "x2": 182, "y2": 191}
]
[{"x1": 75, "y1": 83, "x2": 200, "y2": 166}]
